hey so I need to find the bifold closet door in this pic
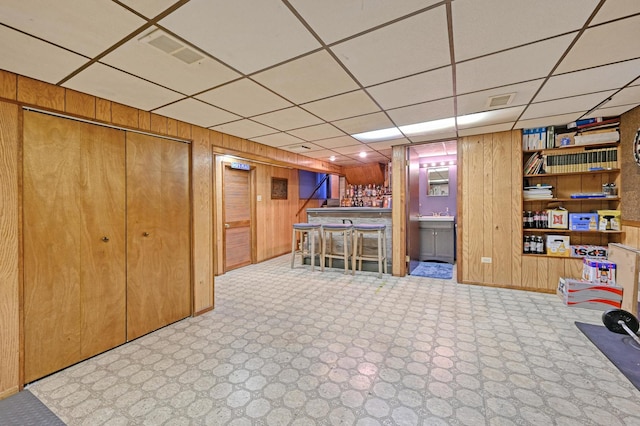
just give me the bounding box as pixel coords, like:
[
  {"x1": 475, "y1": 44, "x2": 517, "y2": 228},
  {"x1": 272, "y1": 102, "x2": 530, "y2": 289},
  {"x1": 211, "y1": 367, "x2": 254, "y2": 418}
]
[
  {"x1": 23, "y1": 112, "x2": 126, "y2": 383},
  {"x1": 126, "y1": 132, "x2": 191, "y2": 340}
]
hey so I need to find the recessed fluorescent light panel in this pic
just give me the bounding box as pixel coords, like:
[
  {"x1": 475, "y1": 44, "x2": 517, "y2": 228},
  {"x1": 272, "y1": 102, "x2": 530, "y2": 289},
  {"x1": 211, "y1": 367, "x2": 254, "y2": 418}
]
[
  {"x1": 399, "y1": 118, "x2": 455, "y2": 136},
  {"x1": 352, "y1": 127, "x2": 403, "y2": 142}
]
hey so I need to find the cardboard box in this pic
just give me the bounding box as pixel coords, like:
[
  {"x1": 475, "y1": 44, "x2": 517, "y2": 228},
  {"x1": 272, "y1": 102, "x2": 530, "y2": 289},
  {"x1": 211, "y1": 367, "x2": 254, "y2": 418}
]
[
  {"x1": 548, "y1": 209, "x2": 568, "y2": 229},
  {"x1": 557, "y1": 277, "x2": 622, "y2": 310},
  {"x1": 570, "y1": 245, "x2": 608, "y2": 259},
  {"x1": 546, "y1": 235, "x2": 570, "y2": 257},
  {"x1": 582, "y1": 258, "x2": 617, "y2": 285},
  {"x1": 597, "y1": 210, "x2": 621, "y2": 231},
  {"x1": 555, "y1": 132, "x2": 576, "y2": 148},
  {"x1": 569, "y1": 213, "x2": 598, "y2": 231}
]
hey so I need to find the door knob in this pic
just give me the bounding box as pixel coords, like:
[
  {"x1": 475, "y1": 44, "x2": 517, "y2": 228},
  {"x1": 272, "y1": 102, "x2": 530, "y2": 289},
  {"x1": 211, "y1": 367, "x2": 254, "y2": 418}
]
[
  {"x1": 143, "y1": 232, "x2": 150, "y2": 237},
  {"x1": 225, "y1": 224, "x2": 230, "y2": 229},
  {"x1": 102, "y1": 236, "x2": 109, "y2": 242}
]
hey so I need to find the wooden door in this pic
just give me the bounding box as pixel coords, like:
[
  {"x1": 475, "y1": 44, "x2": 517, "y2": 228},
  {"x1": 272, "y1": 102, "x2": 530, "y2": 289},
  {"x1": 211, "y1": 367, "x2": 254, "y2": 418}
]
[
  {"x1": 126, "y1": 132, "x2": 191, "y2": 340},
  {"x1": 23, "y1": 112, "x2": 126, "y2": 382},
  {"x1": 223, "y1": 165, "x2": 253, "y2": 271}
]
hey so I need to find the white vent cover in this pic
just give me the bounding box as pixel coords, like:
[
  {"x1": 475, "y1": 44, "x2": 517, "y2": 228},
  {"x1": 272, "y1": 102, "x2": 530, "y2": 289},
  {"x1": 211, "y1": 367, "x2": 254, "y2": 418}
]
[
  {"x1": 140, "y1": 29, "x2": 205, "y2": 65},
  {"x1": 486, "y1": 93, "x2": 516, "y2": 108}
]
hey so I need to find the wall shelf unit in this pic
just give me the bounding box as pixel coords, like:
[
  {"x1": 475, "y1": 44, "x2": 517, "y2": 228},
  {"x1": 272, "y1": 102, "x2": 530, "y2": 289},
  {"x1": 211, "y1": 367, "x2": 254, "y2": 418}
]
[{"x1": 522, "y1": 131, "x2": 622, "y2": 259}]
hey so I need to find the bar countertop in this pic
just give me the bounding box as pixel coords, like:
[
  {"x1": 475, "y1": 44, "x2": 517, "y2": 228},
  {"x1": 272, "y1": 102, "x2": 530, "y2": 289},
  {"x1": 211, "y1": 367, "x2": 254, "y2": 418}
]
[{"x1": 306, "y1": 207, "x2": 391, "y2": 214}]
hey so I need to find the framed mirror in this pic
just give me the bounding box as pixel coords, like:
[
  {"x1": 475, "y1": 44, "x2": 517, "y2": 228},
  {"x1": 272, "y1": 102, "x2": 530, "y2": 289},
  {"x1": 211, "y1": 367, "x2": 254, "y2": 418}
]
[{"x1": 427, "y1": 167, "x2": 449, "y2": 196}]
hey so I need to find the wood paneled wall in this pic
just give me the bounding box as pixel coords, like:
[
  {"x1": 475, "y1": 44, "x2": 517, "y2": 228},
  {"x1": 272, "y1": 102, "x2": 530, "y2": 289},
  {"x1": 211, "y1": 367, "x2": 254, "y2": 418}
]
[
  {"x1": 0, "y1": 102, "x2": 19, "y2": 398},
  {"x1": 0, "y1": 69, "x2": 342, "y2": 396},
  {"x1": 459, "y1": 131, "x2": 524, "y2": 289}
]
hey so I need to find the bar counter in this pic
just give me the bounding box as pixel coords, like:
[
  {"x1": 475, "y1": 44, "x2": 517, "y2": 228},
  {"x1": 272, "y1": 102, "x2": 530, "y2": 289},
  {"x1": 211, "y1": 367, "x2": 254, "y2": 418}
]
[{"x1": 306, "y1": 208, "x2": 392, "y2": 272}]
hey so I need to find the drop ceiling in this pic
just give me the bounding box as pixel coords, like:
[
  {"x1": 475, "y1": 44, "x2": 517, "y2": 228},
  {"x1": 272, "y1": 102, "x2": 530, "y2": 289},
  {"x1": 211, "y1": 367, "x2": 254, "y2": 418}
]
[{"x1": 1, "y1": 0, "x2": 639, "y2": 165}]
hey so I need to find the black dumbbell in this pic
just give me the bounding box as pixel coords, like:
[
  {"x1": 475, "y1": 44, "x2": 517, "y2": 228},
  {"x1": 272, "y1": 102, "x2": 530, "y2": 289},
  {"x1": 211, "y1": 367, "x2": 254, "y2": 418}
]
[{"x1": 602, "y1": 309, "x2": 640, "y2": 346}]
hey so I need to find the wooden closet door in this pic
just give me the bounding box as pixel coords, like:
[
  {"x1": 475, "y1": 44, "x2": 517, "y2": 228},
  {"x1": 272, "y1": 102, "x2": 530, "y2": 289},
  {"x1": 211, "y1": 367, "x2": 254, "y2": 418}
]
[
  {"x1": 223, "y1": 166, "x2": 252, "y2": 271},
  {"x1": 126, "y1": 133, "x2": 191, "y2": 340},
  {"x1": 23, "y1": 112, "x2": 126, "y2": 383},
  {"x1": 79, "y1": 124, "x2": 127, "y2": 358}
]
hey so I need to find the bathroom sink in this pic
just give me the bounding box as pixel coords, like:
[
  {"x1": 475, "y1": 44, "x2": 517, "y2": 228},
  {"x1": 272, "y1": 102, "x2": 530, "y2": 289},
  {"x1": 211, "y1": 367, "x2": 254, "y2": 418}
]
[{"x1": 418, "y1": 216, "x2": 455, "y2": 222}]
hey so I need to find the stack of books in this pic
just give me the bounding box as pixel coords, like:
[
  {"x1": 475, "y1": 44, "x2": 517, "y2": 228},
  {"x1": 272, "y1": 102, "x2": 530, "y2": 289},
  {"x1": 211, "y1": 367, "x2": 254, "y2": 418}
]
[
  {"x1": 524, "y1": 184, "x2": 553, "y2": 200},
  {"x1": 523, "y1": 153, "x2": 544, "y2": 175},
  {"x1": 570, "y1": 117, "x2": 620, "y2": 146}
]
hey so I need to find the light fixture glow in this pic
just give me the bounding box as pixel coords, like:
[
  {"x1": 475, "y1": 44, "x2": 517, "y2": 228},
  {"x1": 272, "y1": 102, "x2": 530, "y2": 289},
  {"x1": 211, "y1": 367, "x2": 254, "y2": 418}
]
[
  {"x1": 440, "y1": 161, "x2": 445, "y2": 165},
  {"x1": 399, "y1": 117, "x2": 455, "y2": 135},
  {"x1": 448, "y1": 161, "x2": 455, "y2": 165},
  {"x1": 329, "y1": 155, "x2": 336, "y2": 161},
  {"x1": 457, "y1": 111, "x2": 489, "y2": 126},
  {"x1": 352, "y1": 127, "x2": 402, "y2": 142},
  {"x1": 359, "y1": 152, "x2": 367, "y2": 158}
]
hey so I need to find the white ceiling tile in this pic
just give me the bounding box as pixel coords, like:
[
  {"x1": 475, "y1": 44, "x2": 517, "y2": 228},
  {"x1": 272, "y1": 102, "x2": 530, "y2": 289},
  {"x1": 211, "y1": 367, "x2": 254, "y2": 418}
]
[
  {"x1": 366, "y1": 138, "x2": 412, "y2": 150},
  {"x1": 118, "y1": 0, "x2": 180, "y2": 18},
  {"x1": 556, "y1": 15, "x2": 640, "y2": 73},
  {"x1": 102, "y1": 27, "x2": 240, "y2": 96},
  {"x1": 0, "y1": 26, "x2": 88, "y2": 84},
  {"x1": 457, "y1": 106, "x2": 525, "y2": 130},
  {"x1": 522, "y1": 91, "x2": 617, "y2": 121},
  {"x1": 539, "y1": 59, "x2": 640, "y2": 102},
  {"x1": 302, "y1": 90, "x2": 380, "y2": 122},
  {"x1": 456, "y1": 80, "x2": 544, "y2": 115},
  {"x1": 252, "y1": 51, "x2": 359, "y2": 104},
  {"x1": 457, "y1": 123, "x2": 514, "y2": 137},
  {"x1": 452, "y1": 0, "x2": 598, "y2": 61},
  {"x1": 301, "y1": 149, "x2": 339, "y2": 159},
  {"x1": 0, "y1": 0, "x2": 145, "y2": 57},
  {"x1": 591, "y1": 0, "x2": 640, "y2": 25},
  {"x1": 314, "y1": 136, "x2": 361, "y2": 149},
  {"x1": 387, "y1": 99, "x2": 455, "y2": 126},
  {"x1": 196, "y1": 78, "x2": 292, "y2": 117},
  {"x1": 250, "y1": 132, "x2": 305, "y2": 148},
  {"x1": 331, "y1": 8, "x2": 450, "y2": 86},
  {"x1": 160, "y1": 0, "x2": 320, "y2": 74},
  {"x1": 516, "y1": 112, "x2": 587, "y2": 129},
  {"x1": 210, "y1": 120, "x2": 276, "y2": 139},
  {"x1": 154, "y1": 98, "x2": 240, "y2": 128},
  {"x1": 332, "y1": 112, "x2": 395, "y2": 135},
  {"x1": 456, "y1": 34, "x2": 575, "y2": 94},
  {"x1": 604, "y1": 85, "x2": 640, "y2": 108},
  {"x1": 63, "y1": 63, "x2": 183, "y2": 111},
  {"x1": 333, "y1": 144, "x2": 372, "y2": 155},
  {"x1": 287, "y1": 124, "x2": 345, "y2": 141},
  {"x1": 252, "y1": 107, "x2": 323, "y2": 131},
  {"x1": 367, "y1": 67, "x2": 453, "y2": 109},
  {"x1": 280, "y1": 142, "x2": 324, "y2": 154},
  {"x1": 586, "y1": 104, "x2": 640, "y2": 119},
  {"x1": 409, "y1": 130, "x2": 457, "y2": 143},
  {"x1": 289, "y1": 0, "x2": 440, "y2": 44}
]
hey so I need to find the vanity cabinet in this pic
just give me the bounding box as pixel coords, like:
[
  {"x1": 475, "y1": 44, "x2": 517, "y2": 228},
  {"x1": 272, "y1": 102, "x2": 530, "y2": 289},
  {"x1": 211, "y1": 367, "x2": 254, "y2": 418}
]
[{"x1": 419, "y1": 220, "x2": 455, "y2": 263}]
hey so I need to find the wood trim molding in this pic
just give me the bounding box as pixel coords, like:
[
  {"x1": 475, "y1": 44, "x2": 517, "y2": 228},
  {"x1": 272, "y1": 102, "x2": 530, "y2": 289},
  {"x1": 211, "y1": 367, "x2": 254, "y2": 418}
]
[{"x1": 622, "y1": 219, "x2": 640, "y2": 228}]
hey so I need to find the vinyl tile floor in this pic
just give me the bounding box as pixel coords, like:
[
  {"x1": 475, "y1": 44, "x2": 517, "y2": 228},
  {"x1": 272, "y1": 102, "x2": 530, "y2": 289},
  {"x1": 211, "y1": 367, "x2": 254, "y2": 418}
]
[{"x1": 27, "y1": 255, "x2": 640, "y2": 425}]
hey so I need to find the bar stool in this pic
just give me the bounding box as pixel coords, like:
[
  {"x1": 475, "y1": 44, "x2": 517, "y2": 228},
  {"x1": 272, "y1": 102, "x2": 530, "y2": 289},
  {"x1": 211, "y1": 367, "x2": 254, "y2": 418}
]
[
  {"x1": 321, "y1": 223, "x2": 353, "y2": 274},
  {"x1": 352, "y1": 224, "x2": 387, "y2": 278},
  {"x1": 291, "y1": 223, "x2": 322, "y2": 271}
]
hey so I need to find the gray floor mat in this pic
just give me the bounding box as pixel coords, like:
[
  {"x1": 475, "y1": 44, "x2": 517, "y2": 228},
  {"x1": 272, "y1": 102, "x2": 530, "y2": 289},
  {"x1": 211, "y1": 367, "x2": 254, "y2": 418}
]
[{"x1": 0, "y1": 390, "x2": 64, "y2": 426}]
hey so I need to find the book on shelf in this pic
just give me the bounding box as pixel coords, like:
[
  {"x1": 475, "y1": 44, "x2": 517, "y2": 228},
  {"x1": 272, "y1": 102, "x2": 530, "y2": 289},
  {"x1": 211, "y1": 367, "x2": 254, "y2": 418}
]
[
  {"x1": 543, "y1": 147, "x2": 618, "y2": 174},
  {"x1": 574, "y1": 117, "x2": 619, "y2": 131},
  {"x1": 523, "y1": 152, "x2": 544, "y2": 175},
  {"x1": 567, "y1": 117, "x2": 603, "y2": 129}
]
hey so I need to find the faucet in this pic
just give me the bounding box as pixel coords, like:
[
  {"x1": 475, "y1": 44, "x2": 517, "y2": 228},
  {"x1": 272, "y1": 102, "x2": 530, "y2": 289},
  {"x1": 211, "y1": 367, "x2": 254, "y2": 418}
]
[{"x1": 342, "y1": 218, "x2": 353, "y2": 225}]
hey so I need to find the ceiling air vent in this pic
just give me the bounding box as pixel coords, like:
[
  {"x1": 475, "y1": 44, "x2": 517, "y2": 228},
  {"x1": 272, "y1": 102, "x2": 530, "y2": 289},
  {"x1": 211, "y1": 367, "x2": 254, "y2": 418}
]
[
  {"x1": 139, "y1": 29, "x2": 205, "y2": 65},
  {"x1": 486, "y1": 93, "x2": 516, "y2": 109}
]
